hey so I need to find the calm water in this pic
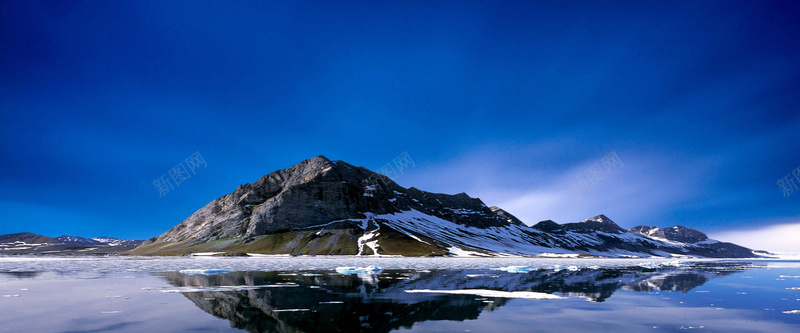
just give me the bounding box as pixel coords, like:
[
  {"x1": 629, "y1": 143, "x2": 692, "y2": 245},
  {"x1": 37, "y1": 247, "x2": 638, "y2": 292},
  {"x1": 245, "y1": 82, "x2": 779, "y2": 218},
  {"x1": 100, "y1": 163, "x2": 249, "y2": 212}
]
[{"x1": 1, "y1": 257, "x2": 799, "y2": 332}]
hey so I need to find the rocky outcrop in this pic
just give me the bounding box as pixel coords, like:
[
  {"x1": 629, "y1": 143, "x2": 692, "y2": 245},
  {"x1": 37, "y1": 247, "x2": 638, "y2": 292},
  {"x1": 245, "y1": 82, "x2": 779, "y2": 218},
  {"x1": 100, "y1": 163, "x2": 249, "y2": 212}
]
[{"x1": 489, "y1": 206, "x2": 525, "y2": 226}]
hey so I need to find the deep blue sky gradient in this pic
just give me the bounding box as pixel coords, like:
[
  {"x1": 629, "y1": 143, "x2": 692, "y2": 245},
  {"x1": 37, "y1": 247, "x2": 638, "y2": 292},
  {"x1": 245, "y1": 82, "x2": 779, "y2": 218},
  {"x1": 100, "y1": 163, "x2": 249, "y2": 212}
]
[{"x1": 1, "y1": 1, "x2": 799, "y2": 240}]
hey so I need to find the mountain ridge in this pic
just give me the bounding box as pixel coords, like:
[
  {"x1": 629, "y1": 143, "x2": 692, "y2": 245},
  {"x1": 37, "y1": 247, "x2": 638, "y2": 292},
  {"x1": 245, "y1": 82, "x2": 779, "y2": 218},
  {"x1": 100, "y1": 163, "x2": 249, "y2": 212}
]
[
  {"x1": 131, "y1": 156, "x2": 758, "y2": 258},
  {"x1": 0, "y1": 232, "x2": 142, "y2": 255}
]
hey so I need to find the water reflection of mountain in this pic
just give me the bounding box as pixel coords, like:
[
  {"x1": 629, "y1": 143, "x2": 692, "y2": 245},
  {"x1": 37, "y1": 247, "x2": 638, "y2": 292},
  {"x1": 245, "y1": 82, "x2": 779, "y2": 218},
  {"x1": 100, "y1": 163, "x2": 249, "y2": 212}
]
[
  {"x1": 162, "y1": 262, "x2": 755, "y2": 333},
  {"x1": 0, "y1": 271, "x2": 43, "y2": 279}
]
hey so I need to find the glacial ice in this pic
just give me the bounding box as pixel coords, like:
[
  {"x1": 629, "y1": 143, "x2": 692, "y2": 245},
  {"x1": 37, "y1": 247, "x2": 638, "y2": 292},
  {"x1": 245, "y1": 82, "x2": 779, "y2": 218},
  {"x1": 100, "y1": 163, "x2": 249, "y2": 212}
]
[{"x1": 405, "y1": 289, "x2": 564, "y2": 300}]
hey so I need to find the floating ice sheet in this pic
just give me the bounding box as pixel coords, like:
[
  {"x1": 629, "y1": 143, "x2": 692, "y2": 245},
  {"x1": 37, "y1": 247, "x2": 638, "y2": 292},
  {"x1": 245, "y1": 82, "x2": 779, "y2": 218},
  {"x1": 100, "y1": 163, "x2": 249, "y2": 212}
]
[
  {"x1": 498, "y1": 266, "x2": 534, "y2": 273},
  {"x1": 178, "y1": 269, "x2": 229, "y2": 275},
  {"x1": 335, "y1": 266, "x2": 383, "y2": 274}
]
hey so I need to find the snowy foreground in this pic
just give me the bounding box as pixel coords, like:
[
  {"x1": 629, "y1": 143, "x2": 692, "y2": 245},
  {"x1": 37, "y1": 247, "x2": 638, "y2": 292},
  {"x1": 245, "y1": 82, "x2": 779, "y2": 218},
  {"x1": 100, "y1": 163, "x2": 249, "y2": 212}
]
[{"x1": 1, "y1": 256, "x2": 799, "y2": 333}]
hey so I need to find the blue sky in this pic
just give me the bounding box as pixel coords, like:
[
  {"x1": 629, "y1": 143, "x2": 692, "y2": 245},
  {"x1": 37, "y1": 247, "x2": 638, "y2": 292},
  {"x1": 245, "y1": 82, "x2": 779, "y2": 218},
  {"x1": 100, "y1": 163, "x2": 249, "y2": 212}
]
[{"x1": 1, "y1": 1, "x2": 799, "y2": 250}]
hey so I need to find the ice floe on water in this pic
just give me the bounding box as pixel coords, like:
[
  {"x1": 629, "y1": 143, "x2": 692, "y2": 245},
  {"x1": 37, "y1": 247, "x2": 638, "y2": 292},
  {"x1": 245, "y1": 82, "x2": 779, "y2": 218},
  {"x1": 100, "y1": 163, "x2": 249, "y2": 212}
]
[
  {"x1": 782, "y1": 310, "x2": 800, "y2": 314},
  {"x1": 405, "y1": 289, "x2": 564, "y2": 300},
  {"x1": 497, "y1": 266, "x2": 534, "y2": 273},
  {"x1": 189, "y1": 252, "x2": 224, "y2": 256},
  {"x1": 335, "y1": 266, "x2": 383, "y2": 274},
  {"x1": 638, "y1": 260, "x2": 687, "y2": 269},
  {"x1": 178, "y1": 269, "x2": 229, "y2": 275}
]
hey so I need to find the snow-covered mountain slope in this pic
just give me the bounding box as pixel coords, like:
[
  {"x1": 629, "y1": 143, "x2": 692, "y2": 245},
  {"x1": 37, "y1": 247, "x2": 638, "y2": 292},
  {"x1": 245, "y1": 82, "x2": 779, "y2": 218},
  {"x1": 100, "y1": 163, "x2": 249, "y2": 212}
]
[
  {"x1": 56, "y1": 235, "x2": 102, "y2": 246},
  {"x1": 296, "y1": 209, "x2": 754, "y2": 258},
  {"x1": 56, "y1": 235, "x2": 142, "y2": 246},
  {"x1": 89, "y1": 236, "x2": 142, "y2": 246}
]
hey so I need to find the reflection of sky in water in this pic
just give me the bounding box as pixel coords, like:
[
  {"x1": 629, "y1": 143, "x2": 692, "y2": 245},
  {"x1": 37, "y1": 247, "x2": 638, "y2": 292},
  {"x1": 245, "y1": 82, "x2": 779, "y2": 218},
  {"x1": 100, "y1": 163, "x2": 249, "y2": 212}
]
[{"x1": 0, "y1": 258, "x2": 798, "y2": 332}]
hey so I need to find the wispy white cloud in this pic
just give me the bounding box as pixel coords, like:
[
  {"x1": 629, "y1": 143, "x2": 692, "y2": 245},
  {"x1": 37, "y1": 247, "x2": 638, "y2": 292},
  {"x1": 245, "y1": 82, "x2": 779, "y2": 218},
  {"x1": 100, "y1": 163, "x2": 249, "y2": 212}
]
[
  {"x1": 402, "y1": 143, "x2": 697, "y2": 227},
  {"x1": 710, "y1": 220, "x2": 800, "y2": 254}
]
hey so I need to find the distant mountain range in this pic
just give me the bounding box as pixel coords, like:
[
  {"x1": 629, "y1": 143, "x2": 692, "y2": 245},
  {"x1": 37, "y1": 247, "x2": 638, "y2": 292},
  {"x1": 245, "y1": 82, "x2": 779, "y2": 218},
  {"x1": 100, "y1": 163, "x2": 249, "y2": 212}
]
[
  {"x1": 55, "y1": 235, "x2": 141, "y2": 247},
  {"x1": 0, "y1": 232, "x2": 142, "y2": 255},
  {"x1": 128, "y1": 156, "x2": 759, "y2": 258}
]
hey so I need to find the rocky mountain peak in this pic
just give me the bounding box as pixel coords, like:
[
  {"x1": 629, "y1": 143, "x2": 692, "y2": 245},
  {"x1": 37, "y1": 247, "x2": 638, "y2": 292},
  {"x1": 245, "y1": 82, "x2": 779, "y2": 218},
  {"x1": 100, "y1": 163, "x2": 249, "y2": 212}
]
[
  {"x1": 149, "y1": 156, "x2": 521, "y2": 244},
  {"x1": 582, "y1": 214, "x2": 615, "y2": 224},
  {"x1": 533, "y1": 220, "x2": 563, "y2": 233},
  {"x1": 564, "y1": 214, "x2": 625, "y2": 234},
  {"x1": 628, "y1": 225, "x2": 708, "y2": 243}
]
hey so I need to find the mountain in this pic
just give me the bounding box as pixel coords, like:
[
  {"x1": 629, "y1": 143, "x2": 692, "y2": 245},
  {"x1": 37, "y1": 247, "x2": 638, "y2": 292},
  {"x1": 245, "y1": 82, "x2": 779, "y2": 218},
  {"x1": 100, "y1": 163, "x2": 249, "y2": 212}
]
[
  {"x1": 56, "y1": 235, "x2": 142, "y2": 247},
  {"x1": 628, "y1": 225, "x2": 708, "y2": 243},
  {"x1": 55, "y1": 235, "x2": 101, "y2": 246},
  {"x1": 130, "y1": 156, "x2": 758, "y2": 258},
  {"x1": 626, "y1": 225, "x2": 752, "y2": 258},
  {"x1": 0, "y1": 232, "x2": 56, "y2": 245},
  {"x1": 0, "y1": 232, "x2": 142, "y2": 255}
]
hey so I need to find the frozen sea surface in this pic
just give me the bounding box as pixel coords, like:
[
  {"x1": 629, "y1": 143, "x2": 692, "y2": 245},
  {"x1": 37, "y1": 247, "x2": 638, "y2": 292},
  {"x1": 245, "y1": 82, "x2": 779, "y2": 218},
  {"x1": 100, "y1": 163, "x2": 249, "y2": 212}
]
[{"x1": 1, "y1": 256, "x2": 799, "y2": 332}]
